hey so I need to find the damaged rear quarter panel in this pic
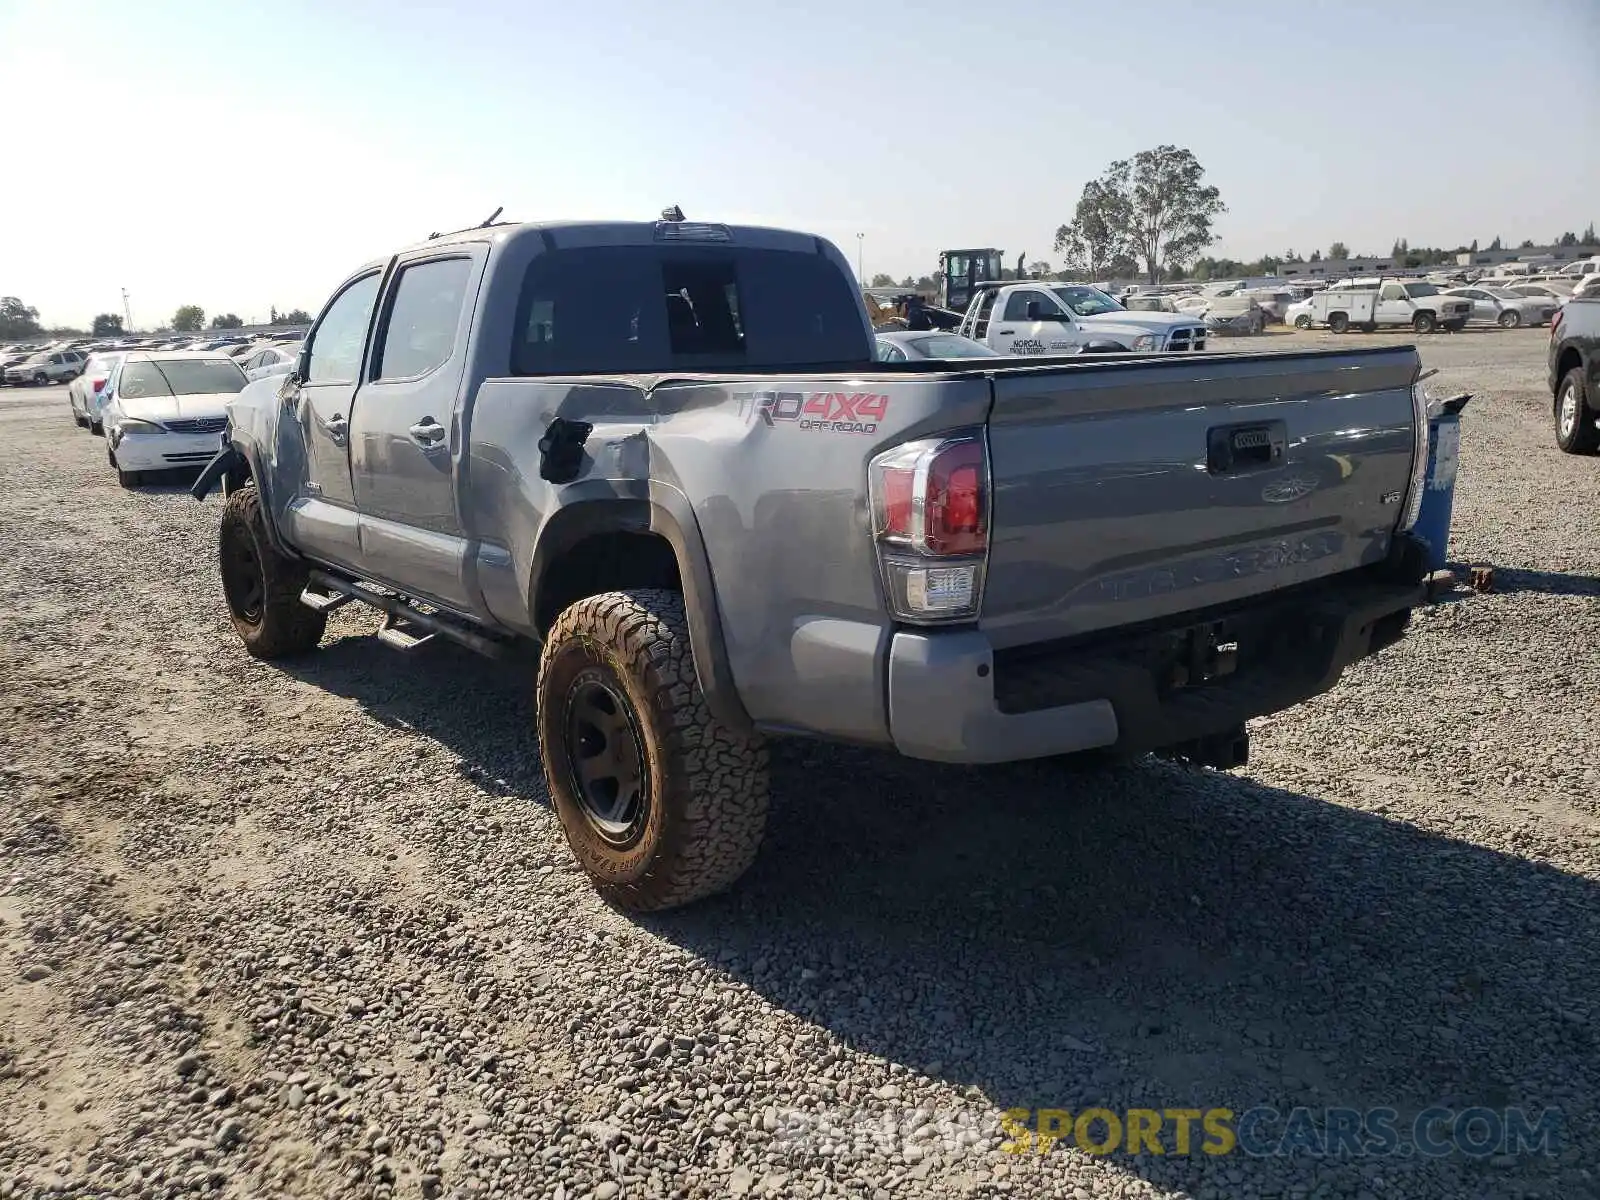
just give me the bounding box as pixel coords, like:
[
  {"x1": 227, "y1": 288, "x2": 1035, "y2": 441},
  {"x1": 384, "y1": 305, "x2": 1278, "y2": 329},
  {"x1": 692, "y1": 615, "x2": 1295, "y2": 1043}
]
[{"x1": 649, "y1": 372, "x2": 993, "y2": 744}]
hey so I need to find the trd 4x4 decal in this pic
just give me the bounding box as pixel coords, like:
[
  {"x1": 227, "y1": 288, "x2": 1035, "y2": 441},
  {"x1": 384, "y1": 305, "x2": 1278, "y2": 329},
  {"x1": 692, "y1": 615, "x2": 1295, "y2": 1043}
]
[{"x1": 735, "y1": 390, "x2": 889, "y2": 436}]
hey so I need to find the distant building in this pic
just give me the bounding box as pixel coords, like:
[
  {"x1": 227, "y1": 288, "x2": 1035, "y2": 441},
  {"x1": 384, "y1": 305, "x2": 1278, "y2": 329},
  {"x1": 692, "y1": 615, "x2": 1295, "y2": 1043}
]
[{"x1": 1279, "y1": 243, "x2": 1599, "y2": 277}]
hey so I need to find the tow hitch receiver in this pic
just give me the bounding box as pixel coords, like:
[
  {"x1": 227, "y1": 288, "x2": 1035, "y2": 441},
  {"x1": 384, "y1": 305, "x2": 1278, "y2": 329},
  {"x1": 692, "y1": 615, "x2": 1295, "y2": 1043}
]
[{"x1": 1158, "y1": 724, "x2": 1251, "y2": 770}]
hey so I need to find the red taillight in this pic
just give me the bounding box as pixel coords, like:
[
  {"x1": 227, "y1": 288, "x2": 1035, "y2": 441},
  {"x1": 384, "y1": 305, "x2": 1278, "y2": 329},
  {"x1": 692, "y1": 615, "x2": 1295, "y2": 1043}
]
[
  {"x1": 1550, "y1": 309, "x2": 1564, "y2": 345},
  {"x1": 92, "y1": 377, "x2": 107, "y2": 392},
  {"x1": 925, "y1": 442, "x2": 986, "y2": 555},
  {"x1": 869, "y1": 431, "x2": 990, "y2": 623}
]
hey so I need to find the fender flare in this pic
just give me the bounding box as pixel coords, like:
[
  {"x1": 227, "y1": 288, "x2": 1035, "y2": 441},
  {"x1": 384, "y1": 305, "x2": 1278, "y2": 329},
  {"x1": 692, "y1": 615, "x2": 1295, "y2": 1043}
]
[
  {"x1": 527, "y1": 487, "x2": 753, "y2": 735},
  {"x1": 231, "y1": 437, "x2": 299, "y2": 560}
]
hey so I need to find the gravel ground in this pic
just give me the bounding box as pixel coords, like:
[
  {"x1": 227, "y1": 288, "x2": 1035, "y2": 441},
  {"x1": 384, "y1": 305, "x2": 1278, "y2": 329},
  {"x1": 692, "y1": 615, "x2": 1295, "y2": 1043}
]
[{"x1": 2, "y1": 327, "x2": 1596, "y2": 1200}]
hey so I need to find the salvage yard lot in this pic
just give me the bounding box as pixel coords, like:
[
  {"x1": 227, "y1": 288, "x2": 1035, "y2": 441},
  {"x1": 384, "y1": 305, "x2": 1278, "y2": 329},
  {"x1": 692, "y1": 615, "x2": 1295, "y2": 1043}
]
[{"x1": 1, "y1": 328, "x2": 1596, "y2": 1199}]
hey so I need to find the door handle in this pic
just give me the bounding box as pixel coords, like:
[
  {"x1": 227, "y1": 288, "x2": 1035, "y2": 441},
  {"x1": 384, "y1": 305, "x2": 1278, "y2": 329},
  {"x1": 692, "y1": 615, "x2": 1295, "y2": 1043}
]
[
  {"x1": 408, "y1": 418, "x2": 447, "y2": 448},
  {"x1": 996, "y1": 328, "x2": 1015, "y2": 335}
]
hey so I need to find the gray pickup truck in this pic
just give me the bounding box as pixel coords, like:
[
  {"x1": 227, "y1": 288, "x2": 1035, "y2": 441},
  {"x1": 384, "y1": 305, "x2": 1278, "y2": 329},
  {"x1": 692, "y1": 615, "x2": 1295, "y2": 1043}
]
[
  {"x1": 193, "y1": 212, "x2": 1433, "y2": 911},
  {"x1": 1550, "y1": 296, "x2": 1600, "y2": 454}
]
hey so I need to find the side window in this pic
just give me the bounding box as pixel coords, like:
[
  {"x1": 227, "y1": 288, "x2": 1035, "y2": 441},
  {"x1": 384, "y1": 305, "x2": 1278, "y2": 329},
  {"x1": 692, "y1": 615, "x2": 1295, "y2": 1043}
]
[
  {"x1": 877, "y1": 342, "x2": 905, "y2": 363},
  {"x1": 48, "y1": 354, "x2": 63, "y2": 365},
  {"x1": 1379, "y1": 284, "x2": 1406, "y2": 301},
  {"x1": 1003, "y1": 290, "x2": 1051, "y2": 322},
  {"x1": 375, "y1": 257, "x2": 473, "y2": 381},
  {"x1": 305, "y1": 273, "x2": 382, "y2": 384}
]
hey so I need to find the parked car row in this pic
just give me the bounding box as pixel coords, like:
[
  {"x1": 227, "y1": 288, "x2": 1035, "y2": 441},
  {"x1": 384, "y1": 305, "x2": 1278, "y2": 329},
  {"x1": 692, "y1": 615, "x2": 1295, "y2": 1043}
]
[
  {"x1": 1283, "y1": 277, "x2": 1586, "y2": 332},
  {"x1": 1, "y1": 329, "x2": 306, "y2": 388}
]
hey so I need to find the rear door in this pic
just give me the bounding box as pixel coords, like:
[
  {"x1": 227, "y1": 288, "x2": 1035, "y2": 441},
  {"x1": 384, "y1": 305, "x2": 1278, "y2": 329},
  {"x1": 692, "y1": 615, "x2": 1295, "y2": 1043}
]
[
  {"x1": 980, "y1": 349, "x2": 1420, "y2": 648},
  {"x1": 348, "y1": 247, "x2": 484, "y2": 611}
]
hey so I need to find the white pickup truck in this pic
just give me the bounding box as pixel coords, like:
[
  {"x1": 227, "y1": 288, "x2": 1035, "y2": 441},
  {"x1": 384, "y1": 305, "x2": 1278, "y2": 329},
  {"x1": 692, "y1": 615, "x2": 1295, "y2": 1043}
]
[
  {"x1": 1309, "y1": 280, "x2": 1473, "y2": 335},
  {"x1": 958, "y1": 281, "x2": 1210, "y2": 355}
]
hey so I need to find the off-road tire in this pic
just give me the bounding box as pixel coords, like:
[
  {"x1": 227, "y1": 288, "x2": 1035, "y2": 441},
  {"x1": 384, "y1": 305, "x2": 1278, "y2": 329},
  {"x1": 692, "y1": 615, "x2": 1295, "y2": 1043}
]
[
  {"x1": 1329, "y1": 313, "x2": 1349, "y2": 334},
  {"x1": 537, "y1": 588, "x2": 770, "y2": 912},
  {"x1": 1412, "y1": 311, "x2": 1436, "y2": 334},
  {"x1": 1555, "y1": 366, "x2": 1599, "y2": 455},
  {"x1": 219, "y1": 485, "x2": 327, "y2": 657}
]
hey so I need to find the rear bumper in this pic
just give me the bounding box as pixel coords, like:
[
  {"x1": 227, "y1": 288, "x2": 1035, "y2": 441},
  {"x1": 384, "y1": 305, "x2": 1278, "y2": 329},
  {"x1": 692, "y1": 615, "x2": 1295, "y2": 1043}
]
[{"x1": 885, "y1": 547, "x2": 1428, "y2": 764}]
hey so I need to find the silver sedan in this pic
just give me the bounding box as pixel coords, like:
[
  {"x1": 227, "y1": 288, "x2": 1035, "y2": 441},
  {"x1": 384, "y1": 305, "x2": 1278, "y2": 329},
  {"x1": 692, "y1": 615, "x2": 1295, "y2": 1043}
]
[
  {"x1": 1441, "y1": 286, "x2": 1558, "y2": 328},
  {"x1": 874, "y1": 332, "x2": 999, "y2": 361}
]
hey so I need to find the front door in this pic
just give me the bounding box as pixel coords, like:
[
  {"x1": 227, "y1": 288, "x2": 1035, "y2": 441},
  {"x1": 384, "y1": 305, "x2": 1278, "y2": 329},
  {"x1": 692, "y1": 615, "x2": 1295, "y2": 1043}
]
[
  {"x1": 348, "y1": 251, "x2": 482, "y2": 612},
  {"x1": 282, "y1": 270, "x2": 383, "y2": 567},
  {"x1": 1458, "y1": 289, "x2": 1498, "y2": 323},
  {"x1": 1376, "y1": 282, "x2": 1412, "y2": 324},
  {"x1": 992, "y1": 288, "x2": 1077, "y2": 356}
]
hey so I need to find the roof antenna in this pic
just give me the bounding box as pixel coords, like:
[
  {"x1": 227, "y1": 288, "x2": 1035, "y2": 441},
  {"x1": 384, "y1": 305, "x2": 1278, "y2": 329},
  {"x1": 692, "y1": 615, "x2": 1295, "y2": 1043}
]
[
  {"x1": 478, "y1": 206, "x2": 504, "y2": 228},
  {"x1": 661, "y1": 204, "x2": 685, "y2": 222}
]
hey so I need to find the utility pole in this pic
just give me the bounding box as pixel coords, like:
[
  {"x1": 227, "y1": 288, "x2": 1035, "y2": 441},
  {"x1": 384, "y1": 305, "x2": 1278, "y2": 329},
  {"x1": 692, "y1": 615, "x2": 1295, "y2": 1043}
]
[
  {"x1": 121, "y1": 288, "x2": 133, "y2": 333},
  {"x1": 856, "y1": 233, "x2": 864, "y2": 282}
]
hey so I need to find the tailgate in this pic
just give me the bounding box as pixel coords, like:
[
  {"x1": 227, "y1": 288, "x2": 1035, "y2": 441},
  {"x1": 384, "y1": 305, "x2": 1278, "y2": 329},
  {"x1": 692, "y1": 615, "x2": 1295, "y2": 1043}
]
[{"x1": 980, "y1": 348, "x2": 1419, "y2": 648}]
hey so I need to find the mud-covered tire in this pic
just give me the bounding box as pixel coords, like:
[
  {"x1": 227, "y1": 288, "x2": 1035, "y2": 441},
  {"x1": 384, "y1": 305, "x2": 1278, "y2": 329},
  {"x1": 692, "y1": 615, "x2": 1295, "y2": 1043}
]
[
  {"x1": 1555, "y1": 366, "x2": 1599, "y2": 455},
  {"x1": 537, "y1": 588, "x2": 769, "y2": 912},
  {"x1": 218, "y1": 486, "x2": 326, "y2": 658}
]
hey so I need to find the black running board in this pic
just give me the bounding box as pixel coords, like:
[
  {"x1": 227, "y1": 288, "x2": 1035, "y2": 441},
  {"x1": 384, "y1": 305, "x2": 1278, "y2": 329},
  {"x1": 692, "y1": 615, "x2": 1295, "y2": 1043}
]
[{"x1": 301, "y1": 569, "x2": 514, "y2": 660}]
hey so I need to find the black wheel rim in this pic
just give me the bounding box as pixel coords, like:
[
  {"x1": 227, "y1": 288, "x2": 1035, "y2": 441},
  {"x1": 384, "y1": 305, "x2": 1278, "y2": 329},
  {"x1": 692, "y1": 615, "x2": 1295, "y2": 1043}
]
[
  {"x1": 221, "y1": 529, "x2": 265, "y2": 623},
  {"x1": 563, "y1": 671, "x2": 648, "y2": 846}
]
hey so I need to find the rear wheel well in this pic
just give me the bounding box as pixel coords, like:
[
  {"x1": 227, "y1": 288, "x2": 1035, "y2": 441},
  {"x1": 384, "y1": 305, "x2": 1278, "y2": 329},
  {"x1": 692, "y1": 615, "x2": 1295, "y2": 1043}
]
[
  {"x1": 534, "y1": 531, "x2": 682, "y2": 637},
  {"x1": 1555, "y1": 348, "x2": 1583, "y2": 396}
]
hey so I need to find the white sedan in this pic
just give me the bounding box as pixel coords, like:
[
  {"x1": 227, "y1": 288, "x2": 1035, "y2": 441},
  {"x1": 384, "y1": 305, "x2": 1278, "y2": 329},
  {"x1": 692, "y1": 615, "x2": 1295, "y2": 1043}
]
[
  {"x1": 1285, "y1": 296, "x2": 1317, "y2": 329},
  {"x1": 67, "y1": 351, "x2": 127, "y2": 433},
  {"x1": 101, "y1": 352, "x2": 248, "y2": 488},
  {"x1": 236, "y1": 342, "x2": 300, "y2": 382}
]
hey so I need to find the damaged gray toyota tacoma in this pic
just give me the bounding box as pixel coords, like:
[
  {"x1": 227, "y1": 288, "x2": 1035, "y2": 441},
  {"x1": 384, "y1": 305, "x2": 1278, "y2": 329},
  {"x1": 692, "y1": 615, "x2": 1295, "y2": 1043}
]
[{"x1": 193, "y1": 211, "x2": 1433, "y2": 912}]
